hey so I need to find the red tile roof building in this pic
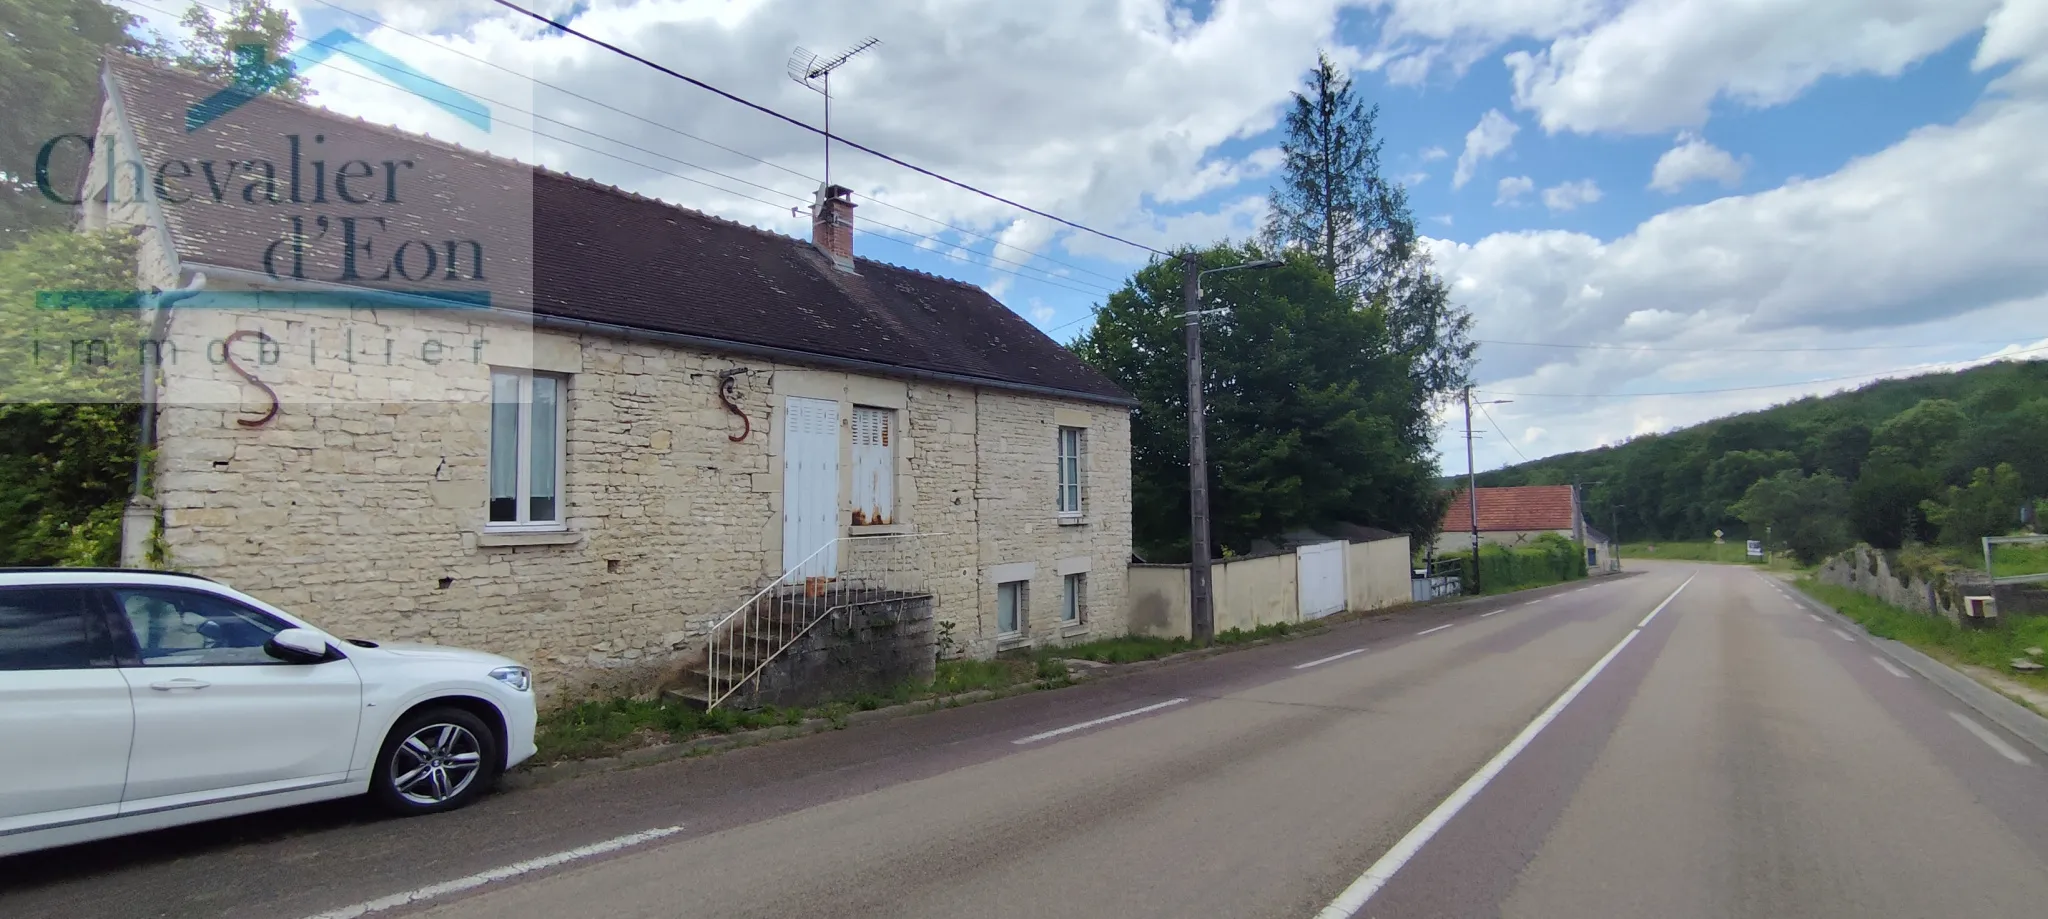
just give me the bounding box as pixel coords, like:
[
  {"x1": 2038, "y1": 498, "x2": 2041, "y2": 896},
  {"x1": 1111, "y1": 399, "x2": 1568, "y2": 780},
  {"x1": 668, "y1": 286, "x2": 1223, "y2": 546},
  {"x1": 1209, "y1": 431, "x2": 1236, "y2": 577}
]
[{"x1": 1440, "y1": 485, "x2": 1580, "y2": 534}]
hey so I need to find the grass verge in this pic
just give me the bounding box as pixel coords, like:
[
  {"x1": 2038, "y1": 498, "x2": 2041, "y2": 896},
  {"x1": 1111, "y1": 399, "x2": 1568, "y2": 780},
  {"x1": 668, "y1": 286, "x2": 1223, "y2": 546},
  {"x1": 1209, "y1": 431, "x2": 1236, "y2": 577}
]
[
  {"x1": 1042, "y1": 622, "x2": 1299, "y2": 664},
  {"x1": 1794, "y1": 578, "x2": 2048, "y2": 694},
  {"x1": 533, "y1": 657, "x2": 1049, "y2": 763}
]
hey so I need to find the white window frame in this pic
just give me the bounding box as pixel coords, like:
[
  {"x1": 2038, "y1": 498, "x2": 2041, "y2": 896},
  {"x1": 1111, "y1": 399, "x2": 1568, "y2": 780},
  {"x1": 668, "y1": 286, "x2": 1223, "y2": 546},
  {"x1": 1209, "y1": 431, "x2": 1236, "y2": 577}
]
[
  {"x1": 1061, "y1": 572, "x2": 1085, "y2": 625},
  {"x1": 997, "y1": 580, "x2": 1027, "y2": 637},
  {"x1": 488, "y1": 369, "x2": 568, "y2": 532},
  {"x1": 1057, "y1": 426, "x2": 1084, "y2": 517},
  {"x1": 850, "y1": 405, "x2": 897, "y2": 527}
]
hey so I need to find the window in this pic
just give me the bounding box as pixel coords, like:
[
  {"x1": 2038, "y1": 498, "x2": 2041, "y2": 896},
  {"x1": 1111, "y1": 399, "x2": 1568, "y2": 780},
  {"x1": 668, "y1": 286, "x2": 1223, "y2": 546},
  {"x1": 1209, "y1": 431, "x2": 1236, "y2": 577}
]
[
  {"x1": 997, "y1": 580, "x2": 1027, "y2": 636},
  {"x1": 1062, "y1": 573, "x2": 1086, "y2": 625},
  {"x1": 1057, "y1": 426, "x2": 1084, "y2": 516},
  {"x1": 0, "y1": 587, "x2": 110, "y2": 671},
  {"x1": 851, "y1": 406, "x2": 895, "y2": 526},
  {"x1": 490, "y1": 370, "x2": 566, "y2": 528},
  {"x1": 112, "y1": 587, "x2": 292, "y2": 666}
]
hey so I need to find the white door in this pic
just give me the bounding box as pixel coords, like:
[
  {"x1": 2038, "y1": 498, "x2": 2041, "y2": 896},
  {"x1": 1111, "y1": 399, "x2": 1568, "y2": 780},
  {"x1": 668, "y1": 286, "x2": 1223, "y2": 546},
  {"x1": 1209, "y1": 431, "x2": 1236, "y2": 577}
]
[
  {"x1": 0, "y1": 585, "x2": 132, "y2": 835},
  {"x1": 782, "y1": 396, "x2": 842, "y2": 578},
  {"x1": 1297, "y1": 541, "x2": 1347, "y2": 620},
  {"x1": 109, "y1": 586, "x2": 363, "y2": 810}
]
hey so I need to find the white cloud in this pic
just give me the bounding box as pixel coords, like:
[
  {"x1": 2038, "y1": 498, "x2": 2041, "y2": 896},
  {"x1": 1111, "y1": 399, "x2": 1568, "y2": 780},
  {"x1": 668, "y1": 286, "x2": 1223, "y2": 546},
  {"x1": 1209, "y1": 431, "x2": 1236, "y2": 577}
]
[
  {"x1": 1978, "y1": 0, "x2": 2048, "y2": 92},
  {"x1": 1428, "y1": 88, "x2": 2048, "y2": 465},
  {"x1": 1496, "y1": 175, "x2": 1534, "y2": 205},
  {"x1": 1453, "y1": 109, "x2": 1518, "y2": 189},
  {"x1": 1541, "y1": 178, "x2": 1602, "y2": 211},
  {"x1": 1420, "y1": 145, "x2": 1449, "y2": 161},
  {"x1": 1504, "y1": 0, "x2": 2003, "y2": 134},
  {"x1": 1648, "y1": 132, "x2": 1748, "y2": 192},
  {"x1": 263, "y1": 0, "x2": 1365, "y2": 274}
]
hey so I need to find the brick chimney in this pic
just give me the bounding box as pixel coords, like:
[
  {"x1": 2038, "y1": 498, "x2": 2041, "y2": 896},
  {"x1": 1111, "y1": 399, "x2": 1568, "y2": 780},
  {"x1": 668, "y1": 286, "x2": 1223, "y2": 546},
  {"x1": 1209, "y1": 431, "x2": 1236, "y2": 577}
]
[{"x1": 812, "y1": 183, "x2": 856, "y2": 271}]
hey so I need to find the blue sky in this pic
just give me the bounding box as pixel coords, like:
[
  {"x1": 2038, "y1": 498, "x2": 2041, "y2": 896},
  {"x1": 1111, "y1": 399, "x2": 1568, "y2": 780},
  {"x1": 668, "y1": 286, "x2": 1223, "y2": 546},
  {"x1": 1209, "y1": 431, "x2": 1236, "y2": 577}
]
[{"x1": 134, "y1": 0, "x2": 2048, "y2": 476}]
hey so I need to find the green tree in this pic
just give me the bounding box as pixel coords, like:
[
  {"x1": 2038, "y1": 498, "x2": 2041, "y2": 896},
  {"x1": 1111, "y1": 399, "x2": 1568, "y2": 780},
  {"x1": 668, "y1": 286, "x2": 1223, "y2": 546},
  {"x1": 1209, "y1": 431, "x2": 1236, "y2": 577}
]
[
  {"x1": 0, "y1": 0, "x2": 141, "y2": 240},
  {"x1": 171, "y1": 0, "x2": 309, "y2": 101},
  {"x1": 1923, "y1": 463, "x2": 2027, "y2": 548},
  {"x1": 1703, "y1": 448, "x2": 1799, "y2": 521},
  {"x1": 1870, "y1": 398, "x2": 1966, "y2": 467},
  {"x1": 1849, "y1": 459, "x2": 1939, "y2": 549},
  {"x1": 1262, "y1": 52, "x2": 1473, "y2": 404},
  {"x1": 0, "y1": 229, "x2": 142, "y2": 565},
  {"x1": 1731, "y1": 470, "x2": 1851, "y2": 564},
  {"x1": 1071, "y1": 243, "x2": 1441, "y2": 558}
]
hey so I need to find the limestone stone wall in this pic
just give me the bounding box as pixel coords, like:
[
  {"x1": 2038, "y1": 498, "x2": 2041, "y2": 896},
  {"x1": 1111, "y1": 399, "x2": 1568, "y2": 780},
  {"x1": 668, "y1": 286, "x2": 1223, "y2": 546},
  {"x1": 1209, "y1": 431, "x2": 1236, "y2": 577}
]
[
  {"x1": 1816, "y1": 546, "x2": 1989, "y2": 625},
  {"x1": 147, "y1": 296, "x2": 1131, "y2": 701}
]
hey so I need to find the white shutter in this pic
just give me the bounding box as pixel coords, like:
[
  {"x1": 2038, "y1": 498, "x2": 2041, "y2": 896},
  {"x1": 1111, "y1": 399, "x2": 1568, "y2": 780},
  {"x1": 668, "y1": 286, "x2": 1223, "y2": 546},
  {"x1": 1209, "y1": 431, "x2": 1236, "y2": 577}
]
[{"x1": 851, "y1": 406, "x2": 895, "y2": 526}]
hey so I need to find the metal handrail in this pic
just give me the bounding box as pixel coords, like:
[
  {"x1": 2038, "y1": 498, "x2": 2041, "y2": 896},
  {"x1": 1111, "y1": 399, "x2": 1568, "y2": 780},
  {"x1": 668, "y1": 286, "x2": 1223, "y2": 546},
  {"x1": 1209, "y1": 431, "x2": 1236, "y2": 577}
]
[{"x1": 703, "y1": 533, "x2": 927, "y2": 710}]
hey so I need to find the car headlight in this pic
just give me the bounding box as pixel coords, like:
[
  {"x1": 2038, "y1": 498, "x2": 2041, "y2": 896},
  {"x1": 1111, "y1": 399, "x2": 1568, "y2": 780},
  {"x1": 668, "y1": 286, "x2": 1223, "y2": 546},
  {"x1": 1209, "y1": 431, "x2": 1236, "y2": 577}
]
[{"x1": 489, "y1": 665, "x2": 532, "y2": 692}]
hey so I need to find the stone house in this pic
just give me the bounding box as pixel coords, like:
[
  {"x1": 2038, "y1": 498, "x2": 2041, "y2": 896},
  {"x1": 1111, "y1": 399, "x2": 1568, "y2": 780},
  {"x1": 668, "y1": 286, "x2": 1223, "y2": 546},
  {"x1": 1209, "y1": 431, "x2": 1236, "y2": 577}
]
[{"x1": 76, "y1": 58, "x2": 1134, "y2": 700}]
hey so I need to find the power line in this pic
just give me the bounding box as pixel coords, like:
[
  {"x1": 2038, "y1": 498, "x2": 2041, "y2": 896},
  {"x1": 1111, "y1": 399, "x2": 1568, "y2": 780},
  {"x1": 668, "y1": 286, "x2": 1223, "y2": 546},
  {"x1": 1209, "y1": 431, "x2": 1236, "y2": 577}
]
[
  {"x1": 1476, "y1": 401, "x2": 1530, "y2": 463},
  {"x1": 1476, "y1": 336, "x2": 2047, "y2": 354},
  {"x1": 1476, "y1": 345, "x2": 2048, "y2": 398},
  {"x1": 485, "y1": 0, "x2": 1169, "y2": 257},
  {"x1": 295, "y1": 0, "x2": 1128, "y2": 286},
  {"x1": 139, "y1": 0, "x2": 1115, "y2": 299}
]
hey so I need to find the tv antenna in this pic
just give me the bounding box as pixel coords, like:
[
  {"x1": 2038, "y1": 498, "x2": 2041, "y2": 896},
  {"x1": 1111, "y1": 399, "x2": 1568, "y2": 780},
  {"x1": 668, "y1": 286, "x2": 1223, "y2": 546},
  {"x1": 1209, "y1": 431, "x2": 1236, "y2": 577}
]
[{"x1": 787, "y1": 37, "x2": 880, "y2": 190}]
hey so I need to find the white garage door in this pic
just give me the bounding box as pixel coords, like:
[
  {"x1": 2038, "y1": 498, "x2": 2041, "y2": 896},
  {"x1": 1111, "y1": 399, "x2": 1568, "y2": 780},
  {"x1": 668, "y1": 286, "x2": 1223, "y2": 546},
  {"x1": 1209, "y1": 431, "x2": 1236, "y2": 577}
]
[{"x1": 1297, "y1": 541, "x2": 1346, "y2": 620}]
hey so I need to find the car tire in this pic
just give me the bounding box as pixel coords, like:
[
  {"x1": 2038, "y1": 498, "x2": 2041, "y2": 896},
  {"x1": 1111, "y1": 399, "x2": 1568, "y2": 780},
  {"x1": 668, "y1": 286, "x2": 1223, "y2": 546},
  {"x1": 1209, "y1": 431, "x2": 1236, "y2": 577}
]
[{"x1": 370, "y1": 706, "x2": 501, "y2": 816}]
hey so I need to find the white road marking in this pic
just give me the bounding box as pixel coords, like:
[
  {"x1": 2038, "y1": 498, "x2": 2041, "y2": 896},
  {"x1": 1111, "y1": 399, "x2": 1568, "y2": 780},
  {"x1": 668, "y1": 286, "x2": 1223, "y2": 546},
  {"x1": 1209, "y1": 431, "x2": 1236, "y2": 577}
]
[
  {"x1": 301, "y1": 825, "x2": 686, "y2": 919},
  {"x1": 1415, "y1": 623, "x2": 1456, "y2": 637},
  {"x1": 1808, "y1": 613, "x2": 1823, "y2": 623},
  {"x1": 1011, "y1": 698, "x2": 1187, "y2": 745},
  {"x1": 1949, "y1": 711, "x2": 2034, "y2": 765},
  {"x1": 1636, "y1": 575, "x2": 1696, "y2": 628},
  {"x1": 1313, "y1": 577, "x2": 1694, "y2": 919},
  {"x1": 1293, "y1": 648, "x2": 1369, "y2": 670},
  {"x1": 1526, "y1": 597, "x2": 1547, "y2": 605},
  {"x1": 1479, "y1": 610, "x2": 1503, "y2": 619},
  {"x1": 1872, "y1": 656, "x2": 1910, "y2": 679},
  {"x1": 1831, "y1": 628, "x2": 1857, "y2": 642}
]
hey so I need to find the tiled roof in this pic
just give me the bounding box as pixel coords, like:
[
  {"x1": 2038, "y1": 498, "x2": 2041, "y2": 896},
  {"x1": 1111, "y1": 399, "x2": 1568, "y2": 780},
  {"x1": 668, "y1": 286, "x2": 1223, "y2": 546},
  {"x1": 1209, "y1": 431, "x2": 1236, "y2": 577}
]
[
  {"x1": 102, "y1": 57, "x2": 1132, "y2": 406},
  {"x1": 1441, "y1": 485, "x2": 1578, "y2": 533}
]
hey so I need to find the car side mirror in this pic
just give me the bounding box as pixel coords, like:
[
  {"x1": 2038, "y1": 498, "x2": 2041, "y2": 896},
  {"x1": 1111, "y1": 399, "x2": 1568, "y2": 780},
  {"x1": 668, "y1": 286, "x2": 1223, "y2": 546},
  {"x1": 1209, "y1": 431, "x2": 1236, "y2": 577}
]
[{"x1": 265, "y1": 628, "x2": 331, "y2": 664}]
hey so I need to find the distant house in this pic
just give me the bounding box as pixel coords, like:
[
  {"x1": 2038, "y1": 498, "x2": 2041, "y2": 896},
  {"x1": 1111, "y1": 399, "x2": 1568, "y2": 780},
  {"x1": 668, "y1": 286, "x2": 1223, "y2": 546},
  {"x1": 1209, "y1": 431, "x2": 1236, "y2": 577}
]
[
  {"x1": 1434, "y1": 485, "x2": 1615, "y2": 570},
  {"x1": 80, "y1": 57, "x2": 1135, "y2": 701}
]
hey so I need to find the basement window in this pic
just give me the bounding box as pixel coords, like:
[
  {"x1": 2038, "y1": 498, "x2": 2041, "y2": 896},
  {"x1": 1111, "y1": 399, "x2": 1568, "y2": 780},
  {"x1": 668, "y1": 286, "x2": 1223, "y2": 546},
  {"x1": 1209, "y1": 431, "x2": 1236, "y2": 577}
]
[
  {"x1": 997, "y1": 580, "x2": 1028, "y2": 637},
  {"x1": 489, "y1": 369, "x2": 567, "y2": 530}
]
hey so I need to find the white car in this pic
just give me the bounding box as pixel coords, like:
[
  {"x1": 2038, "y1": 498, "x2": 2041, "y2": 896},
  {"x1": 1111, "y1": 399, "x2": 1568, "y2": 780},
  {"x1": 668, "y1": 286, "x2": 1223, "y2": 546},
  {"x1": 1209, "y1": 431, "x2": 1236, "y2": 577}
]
[{"x1": 0, "y1": 569, "x2": 537, "y2": 857}]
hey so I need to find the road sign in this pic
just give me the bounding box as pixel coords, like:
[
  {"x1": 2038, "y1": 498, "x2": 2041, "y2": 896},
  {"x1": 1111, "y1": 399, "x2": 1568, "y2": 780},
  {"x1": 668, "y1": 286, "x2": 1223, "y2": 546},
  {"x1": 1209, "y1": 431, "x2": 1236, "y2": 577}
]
[{"x1": 1747, "y1": 540, "x2": 1763, "y2": 558}]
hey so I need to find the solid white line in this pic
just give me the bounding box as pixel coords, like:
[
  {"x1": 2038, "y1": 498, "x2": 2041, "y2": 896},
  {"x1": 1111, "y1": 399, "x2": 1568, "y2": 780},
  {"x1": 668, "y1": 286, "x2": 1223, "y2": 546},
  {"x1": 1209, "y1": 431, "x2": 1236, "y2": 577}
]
[
  {"x1": 1479, "y1": 610, "x2": 1503, "y2": 618},
  {"x1": 1872, "y1": 656, "x2": 1910, "y2": 679},
  {"x1": 1526, "y1": 597, "x2": 1547, "y2": 605},
  {"x1": 1313, "y1": 576, "x2": 1693, "y2": 919},
  {"x1": 301, "y1": 826, "x2": 686, "y2": 919},
  {"x1": 1415, "y1": 623, "x2": 1456, "y2": 637},
  {"x1": 1949, "y1": 711, "x2": 2034, "y2": 765},
  {"x1": 1831, "y1": 628, "x2": 1857, "y2": 642},
  {"x1": 1808, "y1": 613, "x2": 1823, "y2": 623},
  {"x1": 1293, "y1": 648, "x2": 1369, "y2": 670},
  {"x1": 1011, "y1": 698, "x2": 1187, "y2": 745},
  {"x1": 1636, "y1": 575, "x2": 1696, "y2": 628}
]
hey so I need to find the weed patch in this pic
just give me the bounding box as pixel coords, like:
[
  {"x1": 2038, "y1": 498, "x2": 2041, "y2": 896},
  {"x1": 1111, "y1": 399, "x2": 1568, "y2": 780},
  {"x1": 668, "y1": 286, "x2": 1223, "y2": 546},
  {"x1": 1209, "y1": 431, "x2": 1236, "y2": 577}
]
[{"x1": 1796, "y1": 579, "x2": 2048, "y2": 692}]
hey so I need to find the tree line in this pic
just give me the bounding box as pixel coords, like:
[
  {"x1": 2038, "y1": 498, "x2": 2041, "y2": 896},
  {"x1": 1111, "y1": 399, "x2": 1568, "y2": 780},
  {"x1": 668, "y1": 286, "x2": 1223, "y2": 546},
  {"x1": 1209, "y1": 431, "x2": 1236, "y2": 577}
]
[{"x1": 1478, "y1": 360, "x2": 2048, "y2": 563}]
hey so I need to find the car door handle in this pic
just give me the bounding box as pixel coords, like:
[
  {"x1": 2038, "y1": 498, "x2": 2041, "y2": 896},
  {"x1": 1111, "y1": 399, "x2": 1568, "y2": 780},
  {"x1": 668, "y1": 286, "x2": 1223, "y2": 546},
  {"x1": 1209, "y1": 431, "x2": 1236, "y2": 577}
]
[{"x1": 148, "y1": 678, "x2": 211, "y2": 691}]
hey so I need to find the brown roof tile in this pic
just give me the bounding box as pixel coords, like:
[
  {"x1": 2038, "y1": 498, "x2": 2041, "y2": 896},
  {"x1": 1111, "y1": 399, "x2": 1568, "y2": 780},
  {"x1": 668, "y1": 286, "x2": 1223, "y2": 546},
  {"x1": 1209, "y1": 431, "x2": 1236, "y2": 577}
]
[
  {"x1": 1441, "y1": 485, "x2": 1578, "y2": 533},
  {"x1": 103, "y1": 57, "x2": 1132, "y2": 405}
]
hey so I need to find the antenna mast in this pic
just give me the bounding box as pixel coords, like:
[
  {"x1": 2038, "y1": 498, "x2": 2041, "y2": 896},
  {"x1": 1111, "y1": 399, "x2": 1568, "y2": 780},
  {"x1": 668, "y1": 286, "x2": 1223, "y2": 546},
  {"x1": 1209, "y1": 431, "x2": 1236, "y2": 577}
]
[{"x1": 787, "y1": 37, "x2": 880, "y2": 190}]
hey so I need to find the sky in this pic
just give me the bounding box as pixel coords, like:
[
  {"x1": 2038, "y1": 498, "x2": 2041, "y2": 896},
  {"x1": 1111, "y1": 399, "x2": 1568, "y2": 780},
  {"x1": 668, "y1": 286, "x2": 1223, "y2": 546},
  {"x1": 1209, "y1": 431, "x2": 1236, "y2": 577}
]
[{"x1": 121, "y1": 0, "x2": 2048, "y2": 475}]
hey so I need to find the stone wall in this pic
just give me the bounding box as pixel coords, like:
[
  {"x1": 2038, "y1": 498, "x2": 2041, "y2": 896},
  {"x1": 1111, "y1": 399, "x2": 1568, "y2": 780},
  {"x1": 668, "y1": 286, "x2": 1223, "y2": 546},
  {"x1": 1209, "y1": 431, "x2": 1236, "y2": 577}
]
[
  {"x1": 1816, "y1": 546, "x2": 1992, "y2": 625},
  {"x1": 144, "y1": 296, "x2": 1132, "y2": 702},
  {"x1": 744, "y1": 594, "x2": 935, "y2": 710}
]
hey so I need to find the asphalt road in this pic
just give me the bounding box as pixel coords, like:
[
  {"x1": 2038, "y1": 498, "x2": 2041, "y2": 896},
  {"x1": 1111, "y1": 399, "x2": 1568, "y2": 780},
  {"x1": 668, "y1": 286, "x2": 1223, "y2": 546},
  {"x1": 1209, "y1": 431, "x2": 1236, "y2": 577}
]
[{"x1": 5, "y1": 562, "x2": 2047, "y2": 918}]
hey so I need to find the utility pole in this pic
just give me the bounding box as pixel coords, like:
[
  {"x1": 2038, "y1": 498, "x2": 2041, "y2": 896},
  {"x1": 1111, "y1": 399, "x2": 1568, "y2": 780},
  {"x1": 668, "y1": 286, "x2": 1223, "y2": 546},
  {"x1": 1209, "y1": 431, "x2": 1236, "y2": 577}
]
[
  {"x1": 1612, "y1": 504, "x2": 1624, "y2": 572},
  {"x1": 1184, "y1": 252, "x2": 1213, "y2": 645},
  {"x1": 1180, "y1": 253, "x2": 1281, "y2": 644},
  {"x1": 1465, "y1": 386, "x2": 1480, "y2": 593}
]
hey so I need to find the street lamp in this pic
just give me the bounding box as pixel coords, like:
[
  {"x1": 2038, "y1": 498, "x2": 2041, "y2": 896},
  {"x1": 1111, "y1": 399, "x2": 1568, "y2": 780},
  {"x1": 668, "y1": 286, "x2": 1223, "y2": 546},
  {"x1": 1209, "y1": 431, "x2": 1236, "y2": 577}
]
[
  {"x1": 1462, "y1": 389, "x2": 1512, "y2": 593},
  {"x1": 1184, "y1": 253, "x2": 1284, "y2": 644}
]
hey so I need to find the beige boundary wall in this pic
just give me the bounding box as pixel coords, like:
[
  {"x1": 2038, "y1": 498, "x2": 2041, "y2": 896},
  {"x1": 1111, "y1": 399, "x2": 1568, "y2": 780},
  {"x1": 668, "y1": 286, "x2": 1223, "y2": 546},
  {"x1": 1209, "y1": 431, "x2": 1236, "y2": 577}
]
[{"x1": 1127, "y1": 536, "x2": 1412, "y2": 639}]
